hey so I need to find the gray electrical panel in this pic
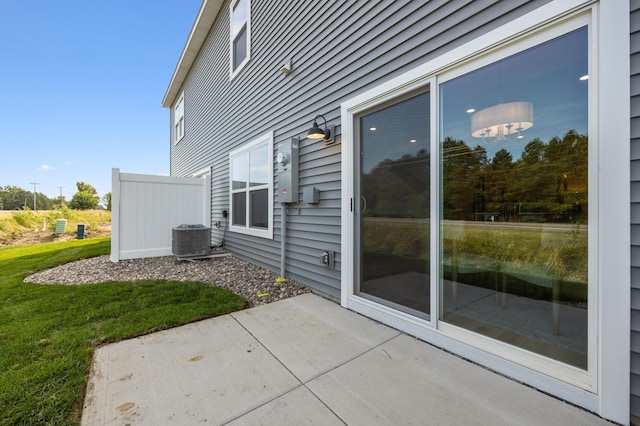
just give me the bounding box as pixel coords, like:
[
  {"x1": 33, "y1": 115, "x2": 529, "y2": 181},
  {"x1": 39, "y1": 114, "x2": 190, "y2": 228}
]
[
  {"x1": 277, "y1": 138, "x2": 299, "y2": 203},
  {"x1": 303, "y1": 186, "x2": 320, "y2": 204}
]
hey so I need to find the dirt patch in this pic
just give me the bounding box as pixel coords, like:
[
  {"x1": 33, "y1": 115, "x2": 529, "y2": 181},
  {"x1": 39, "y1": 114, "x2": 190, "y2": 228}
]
[{"x1": 1, "y1": 224, "x2": 111, "y2": 246}]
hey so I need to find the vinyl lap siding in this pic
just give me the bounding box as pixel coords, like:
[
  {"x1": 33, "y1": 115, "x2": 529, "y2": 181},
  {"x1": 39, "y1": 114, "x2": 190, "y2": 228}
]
[
  {"x1": 631, "y1": 0, "x2": 640, "y2": 419},
  {"x1": 169, "y1": 0, "x2": 550, "y2": 298}
]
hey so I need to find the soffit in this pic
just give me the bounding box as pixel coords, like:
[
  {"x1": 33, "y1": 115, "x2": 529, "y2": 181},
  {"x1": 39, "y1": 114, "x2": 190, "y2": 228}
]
[{"x1": 162, "y1": 0, "x2": 224, "y2": 108}]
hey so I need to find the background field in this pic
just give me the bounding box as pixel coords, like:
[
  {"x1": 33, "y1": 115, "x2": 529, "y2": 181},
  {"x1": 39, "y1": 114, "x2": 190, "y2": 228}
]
[
  {"x1": 363, "y1": 218, "x2": 588, "y2": 288},
  {"x1": 0, "y1": 208, "x2": 111, "y2": 245}
]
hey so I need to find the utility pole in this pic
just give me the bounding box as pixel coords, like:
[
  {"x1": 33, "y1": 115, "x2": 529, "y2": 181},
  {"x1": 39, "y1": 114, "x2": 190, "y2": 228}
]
[
  {"x1": 29, "y1": 182, "x2": 41, "y2": 212},
  {"x1": 58, "y1": 186, "x2": 64, "y2": 203}
]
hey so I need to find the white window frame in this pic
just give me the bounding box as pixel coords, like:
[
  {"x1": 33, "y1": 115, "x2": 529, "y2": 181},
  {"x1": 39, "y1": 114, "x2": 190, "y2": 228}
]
[
  {"x1": 174, "y1": 93, "x2": 185, "y2": 144},
  {"x1": 340, "y1": 2, "x2": 629, "y2": 423},
  {"x1": 229, "y1": 131, "x2": 273, "y2": 239},
  {"x1": 229, "y1": 0, "x2": 251, "y2": 79}
]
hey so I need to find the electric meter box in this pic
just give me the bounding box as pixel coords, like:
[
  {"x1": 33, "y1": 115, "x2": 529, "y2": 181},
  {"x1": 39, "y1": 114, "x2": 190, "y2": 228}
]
[{"x1": 277, "y1": 138, "x2": 299, "y2": 203}]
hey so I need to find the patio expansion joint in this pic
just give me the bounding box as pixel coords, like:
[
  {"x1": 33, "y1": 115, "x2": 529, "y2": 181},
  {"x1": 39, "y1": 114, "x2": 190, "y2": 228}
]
[
  {"x1": 226, "y1": 313, "x2": 401, "y2": 424},
  {"x1": 300, "y1": 332, "x2": 403, "y2": 384}
]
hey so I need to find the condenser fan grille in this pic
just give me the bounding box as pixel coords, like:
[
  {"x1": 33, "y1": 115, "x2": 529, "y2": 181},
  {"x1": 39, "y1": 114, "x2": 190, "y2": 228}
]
[{"x1": 172, "y1": 224, "x2": 211, "y2": 258}]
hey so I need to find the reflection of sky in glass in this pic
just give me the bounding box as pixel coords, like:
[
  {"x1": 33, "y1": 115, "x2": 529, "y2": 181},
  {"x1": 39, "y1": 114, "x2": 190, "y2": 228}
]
[
  {"x1": 232, "y1": 0, "x2": 247, "y2": 35},
  {"x1": 232, "y1": 154, "x2": 247, "y2": 189},
  {"x1": 440, "y1": 27, "x2": 588, "y2": 160},
  {"x1": 361, "y1": 92, "x2": 430, "y2": 173},
  {"x1": 249, "y1": 143, "x2": 269, "y2": 186}
]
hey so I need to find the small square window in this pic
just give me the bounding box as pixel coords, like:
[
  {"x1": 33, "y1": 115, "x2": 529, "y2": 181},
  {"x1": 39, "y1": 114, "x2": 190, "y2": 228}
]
[
  {"x1": 230, "y1": 0, "x2": 250, "y2": 77},
  {"x1": 233, "y1": 24, "x2": 247, "y2": 71},
  {"x1": 174, "y1": 94, "x2": 185, "y2": 143}
]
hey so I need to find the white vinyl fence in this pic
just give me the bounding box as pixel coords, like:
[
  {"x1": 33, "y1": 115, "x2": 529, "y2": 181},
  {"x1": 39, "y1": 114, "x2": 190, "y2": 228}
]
[{"x1": 110, "y1": 168, "x2": 211, "y2": 262}]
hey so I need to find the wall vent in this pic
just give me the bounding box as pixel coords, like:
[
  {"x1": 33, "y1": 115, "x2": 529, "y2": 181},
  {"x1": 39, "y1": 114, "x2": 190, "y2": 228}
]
[{"x1": 172, "y1": 224, "x2": 211, "y2": 258}]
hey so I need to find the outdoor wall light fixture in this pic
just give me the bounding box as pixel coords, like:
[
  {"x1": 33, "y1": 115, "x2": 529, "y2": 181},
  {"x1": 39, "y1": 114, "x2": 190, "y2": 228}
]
[{"x1": 306, "y1": 114, "x2": 334, "y2": 144}]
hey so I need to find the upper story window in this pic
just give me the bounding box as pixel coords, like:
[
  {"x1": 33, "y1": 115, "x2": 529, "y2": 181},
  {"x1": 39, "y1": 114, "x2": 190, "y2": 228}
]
[
  {"x1": 230, "y1": 0, "x2": 250, "y2": 78},
  {"x1": 229, "y1": 131, "x2": 273, "y2": 239},
  {"x1": 174, "y1": 93, "x2": 184, "y2": 144}
]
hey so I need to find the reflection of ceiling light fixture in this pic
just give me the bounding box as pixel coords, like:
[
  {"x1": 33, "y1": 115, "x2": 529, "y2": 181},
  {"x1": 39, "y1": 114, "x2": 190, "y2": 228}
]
[
  {"x1": 370, "y1": 127, "x2": 377, "y2": 131},
  {"x1": 410, "y1": 139, "x2": 417, "y2": 143},
  {"x1": 579, "y1": 74, "x2": 589, "y2": 81},
  {"x1": 471, "y1": 101, "x2": 534, "y2": 143},
  {"x1": 466, "y1": 108, "x2": 476, "y2": 113}
]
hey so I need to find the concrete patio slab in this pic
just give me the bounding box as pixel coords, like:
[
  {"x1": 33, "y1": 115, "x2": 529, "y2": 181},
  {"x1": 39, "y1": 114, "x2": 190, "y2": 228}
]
[
  {"x1": 82, "y1": 293, "x2": 609, "y2": 425},
  {"x1": 232, "y1": 292, "x2": 399, "y2": 382},
  {"x1": 226, "y1": 385, "x2": 343, "y2": 425},
  {"x1": 82, "y1": 315, "x2": 300, "y2": 425},
  {"x1": 307, "y1": 333, "x2": 607, "y2": 426}
]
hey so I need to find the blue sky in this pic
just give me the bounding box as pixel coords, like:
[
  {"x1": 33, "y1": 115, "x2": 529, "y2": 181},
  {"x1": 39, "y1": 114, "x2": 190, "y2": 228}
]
[{"x1": 0, "y1": 1, "x2": 201, "y2": 200}]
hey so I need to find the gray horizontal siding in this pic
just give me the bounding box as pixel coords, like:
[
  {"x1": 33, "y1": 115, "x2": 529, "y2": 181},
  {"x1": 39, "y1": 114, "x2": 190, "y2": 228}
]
[
  {"x1": 633, "y1": 182, "x2": 640, "y2": 203},
  {"x1": 632, "y1": 0, "x2": 640, "y2": 418},
  {"x1": 169, "y1": 0, "x2": 552, "y2": 296}
]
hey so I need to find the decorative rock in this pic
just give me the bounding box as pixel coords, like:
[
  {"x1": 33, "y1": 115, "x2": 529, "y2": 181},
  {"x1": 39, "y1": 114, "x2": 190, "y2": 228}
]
[{"x1": 24, "y1": 255, "x2": 310, "y2": 307}]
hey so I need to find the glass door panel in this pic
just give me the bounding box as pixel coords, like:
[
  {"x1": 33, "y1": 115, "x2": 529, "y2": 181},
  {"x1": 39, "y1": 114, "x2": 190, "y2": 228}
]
[
  {"x1": 439, "y1": 28, "x2": 589, "y2": 369},
  {"x1": 358, "y1": 91, "x2": 431, "y2": 317}
]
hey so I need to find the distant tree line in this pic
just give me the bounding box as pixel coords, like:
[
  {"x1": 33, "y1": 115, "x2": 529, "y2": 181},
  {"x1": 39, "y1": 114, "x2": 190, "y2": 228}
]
[
  {"x1": 363, "y1": 129, "x2": 588, "y2": 223},
  {"x1": 0, "y1": 186, "x2": 58, "y2": 210},
  {"x1": 0, "y1": 182, "x2": 111, "y2": 211}
]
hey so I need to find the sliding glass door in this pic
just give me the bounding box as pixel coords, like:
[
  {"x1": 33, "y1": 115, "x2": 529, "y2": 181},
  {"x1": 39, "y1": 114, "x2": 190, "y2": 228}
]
[
  {"x1": 357, "y1": 91, "x2": 431, "y2": 318},
  {"x1": 438, "y1": 27, "x2": 589, "y2": 369},
  {"x1": 351, "y1": 25, "x2": 590, "y2": 371}
]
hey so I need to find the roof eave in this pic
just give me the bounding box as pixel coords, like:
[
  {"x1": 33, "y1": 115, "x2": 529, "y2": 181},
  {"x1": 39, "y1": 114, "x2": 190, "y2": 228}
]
[{"x1": 162, "y1": 0, "x2": 224, "y2": 108}]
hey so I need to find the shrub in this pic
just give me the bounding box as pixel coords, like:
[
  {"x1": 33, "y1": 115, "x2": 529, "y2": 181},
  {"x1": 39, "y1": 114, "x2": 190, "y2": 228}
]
[{"x1": 12, "y1": 209, "x2": 38, "y2": 228}]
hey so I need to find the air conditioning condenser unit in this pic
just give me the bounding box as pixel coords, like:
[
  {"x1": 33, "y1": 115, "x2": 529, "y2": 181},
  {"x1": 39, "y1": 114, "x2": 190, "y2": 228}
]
[{"x1": 172, "y1": 224, "x2": 211, "y2": 259}]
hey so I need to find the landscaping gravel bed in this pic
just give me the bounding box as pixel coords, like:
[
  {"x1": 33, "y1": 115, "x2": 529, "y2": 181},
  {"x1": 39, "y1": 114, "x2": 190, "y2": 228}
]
[{"x1": 24, "y1": 254, "x2": 310, "y2": 307}]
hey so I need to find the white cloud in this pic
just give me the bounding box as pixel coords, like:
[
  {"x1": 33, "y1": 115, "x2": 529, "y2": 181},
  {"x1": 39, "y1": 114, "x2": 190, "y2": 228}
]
[{"x1": 38, "y1": 164, "x2": 55, "y2": 171}]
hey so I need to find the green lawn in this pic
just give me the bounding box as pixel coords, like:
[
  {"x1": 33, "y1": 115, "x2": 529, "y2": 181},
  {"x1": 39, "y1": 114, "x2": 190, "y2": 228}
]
[{"x1": 0, "y1": 238, "x2": 246, "y2": 425}]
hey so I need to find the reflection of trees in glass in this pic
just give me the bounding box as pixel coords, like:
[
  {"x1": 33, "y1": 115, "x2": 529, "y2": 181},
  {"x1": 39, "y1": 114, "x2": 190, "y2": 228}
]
[
  {"x1": 442, "y1": 130, "x2": 588, "y2": 223},
  {"x1": 363, "y1": 149, "x2": 430, "y2": 218},
  {"x1": 441, "y1": 139, "x2": 487, "y2": 220}
]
